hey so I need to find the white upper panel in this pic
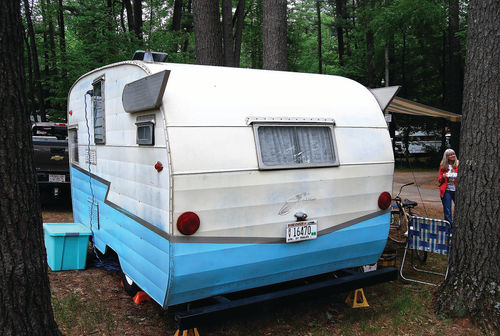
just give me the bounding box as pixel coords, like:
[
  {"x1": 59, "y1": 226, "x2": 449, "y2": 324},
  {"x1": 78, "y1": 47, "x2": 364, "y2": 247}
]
[{"x1": 143, "y1": 63, "x2": 386, "y2": 128}]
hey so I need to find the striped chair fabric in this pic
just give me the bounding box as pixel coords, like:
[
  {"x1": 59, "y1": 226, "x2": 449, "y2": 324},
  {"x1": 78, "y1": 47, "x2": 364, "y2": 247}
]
[{"x1": 408, "y1": 216, "x2": 451, "y2": 255}]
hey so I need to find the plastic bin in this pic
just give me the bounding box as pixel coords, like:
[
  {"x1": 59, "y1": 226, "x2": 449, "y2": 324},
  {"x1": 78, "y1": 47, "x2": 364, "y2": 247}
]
[{"x1": 43, "y1": 223, "x2": 92, "y2": 271}]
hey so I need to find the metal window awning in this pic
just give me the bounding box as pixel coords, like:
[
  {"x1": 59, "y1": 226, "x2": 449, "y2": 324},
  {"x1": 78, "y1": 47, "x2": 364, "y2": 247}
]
[{"x1": 387, "y1": 96, "x2": 462, "y2": 122}]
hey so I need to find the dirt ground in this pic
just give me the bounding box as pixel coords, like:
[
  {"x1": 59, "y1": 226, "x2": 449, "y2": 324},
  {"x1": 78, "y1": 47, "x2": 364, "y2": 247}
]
[{"x1": 42, "y1": 171, "x2": 481, "y2": 336}]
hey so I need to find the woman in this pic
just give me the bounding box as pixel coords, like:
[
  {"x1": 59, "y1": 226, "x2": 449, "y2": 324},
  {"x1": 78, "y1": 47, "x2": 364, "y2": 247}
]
[{"x1": 438, "y1": 149, "x2": 458, "y2": 226}]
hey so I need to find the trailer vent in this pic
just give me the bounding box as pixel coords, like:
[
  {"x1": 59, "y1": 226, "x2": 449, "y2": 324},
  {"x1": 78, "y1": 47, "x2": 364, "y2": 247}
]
[{"x1": 132, "y1": 50, "x2": 168, "y2": 62}]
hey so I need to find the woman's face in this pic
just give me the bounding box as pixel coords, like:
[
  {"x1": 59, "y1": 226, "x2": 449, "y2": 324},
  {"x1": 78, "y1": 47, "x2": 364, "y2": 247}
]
[{"x1": 447, "y1": 152, "x2": 456, "y2": 162}]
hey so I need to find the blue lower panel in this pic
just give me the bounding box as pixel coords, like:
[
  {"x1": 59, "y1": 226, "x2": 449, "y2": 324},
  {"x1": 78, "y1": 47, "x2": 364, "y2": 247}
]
[
  {"x1": 70, "y1": 167, "x2": 171, "y2": 306},
  {"x1": 167, "y1": 213, "x2": 389, "y2": 306}
]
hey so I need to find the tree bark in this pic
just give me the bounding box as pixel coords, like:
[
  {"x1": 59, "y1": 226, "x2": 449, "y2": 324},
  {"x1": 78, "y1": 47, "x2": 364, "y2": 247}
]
[
  {"x1": 316, "y1": 0, "x2": 323, "y2": 74},
  {"x1": 445, "y1": 0, "x2": 462, "y2": 154},
  {"x1": 124, "y1": 0, "x2": 135, "y2": 34},
  {"x1": 192, "y1": 0, "x2": 223, "y2": 66},
  {"x1": 0, "y1": 0, "x2": 62, "y2": 335},
  {"x1": 171, "y1": 0, "x2": 182, "y2": 31},
  {"x1": 435, "y1": 0, "x2": 500, "y2": 332},
  {"x1": 262, "y1": 0, "x2": 288, "y2": 71},
  {"x1": 23, "y1": 0, "x2": 46, "y2": 121},
  {"x1": 335, "y1": 0, "x2": 345, "y2": 66},
  {"x1": 23, "y1": 30, "x2": 36, "y2": 120},
  {"x1": 233, "y1": 0, "x2": 245, "y2": 66},
  {"x1": 222, "y1": 0, "x2": 236, "y2": 67},
  {"x1": 57, "y1": 0, "x2": 68, "y2": 107},
  {"x1": 133, "y1": 0, "x2": 143, "y2": 41}
]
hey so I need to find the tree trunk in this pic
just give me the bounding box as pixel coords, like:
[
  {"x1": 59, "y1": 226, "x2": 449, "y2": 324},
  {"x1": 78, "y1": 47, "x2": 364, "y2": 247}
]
[
  {"x1": 133, "y1": 0, "x2": 143, "y2": 41},
  {"x1": 445, "y1": 0, "x2": 462, "y2": 154},
  {"x1": 262, "y1": 0, "x2": 288, "y2": 71},
  {"x1": 366, "y1": 29, "x2": 374, "y2": 86},
  {"x1": 124, "y1": 0, "x2": 135, "y2": 34},
  {"x1": 57, "y1": 0, "x2": 68, "y2": 107},
  {"x1": 171, "y1": 0, "x2": 182, "y2": 31},
  {"x1": 23, "y1": 31, "x2": 36, "y2": 120},
  {"x1": 233, "y1": 0, "x2": 245, "y2": 66},
  {"x1": 435, "y1": 0, "x2": 500, "y2": 332},
  {"x1": 316, "y1": 0, "x2": 322, "y2": 74},
  {"x1": 23, "y1": 0, "x2": 46, "y2": 121},
  {"x1": 222, "y1": 0, "x2": 236, "y2": 67},
  {"x1": 0, "y1": 0, "x2": 62, "y2": 335},
  {"x1": 335, "y1": 0, "x2": 345, "y2": 66},
  {"x1": 192, "y1": 0, "x2": 223, "y2": 66}
]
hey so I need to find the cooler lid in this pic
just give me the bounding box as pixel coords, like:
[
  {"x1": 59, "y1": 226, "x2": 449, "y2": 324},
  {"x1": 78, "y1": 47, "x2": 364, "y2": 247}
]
[{"x1": 43, "y1": 223, "x2": 92, "y2": 236}]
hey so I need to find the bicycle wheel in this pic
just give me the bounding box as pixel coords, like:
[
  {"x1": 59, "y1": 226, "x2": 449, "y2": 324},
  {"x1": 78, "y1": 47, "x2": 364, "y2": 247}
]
[{"x1": 388, "y1": 211, "x2": 408, "y2": 245}]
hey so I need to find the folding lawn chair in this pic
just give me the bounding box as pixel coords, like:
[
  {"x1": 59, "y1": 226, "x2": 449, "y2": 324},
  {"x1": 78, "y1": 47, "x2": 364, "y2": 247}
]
[{"x1": 400, "y1": 215, "x2": 452, "y2": 286}]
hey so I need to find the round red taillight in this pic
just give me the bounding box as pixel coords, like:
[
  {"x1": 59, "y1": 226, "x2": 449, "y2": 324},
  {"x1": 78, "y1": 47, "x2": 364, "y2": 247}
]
[
  {"x1": 378, "y1": 192, "x2": 392, "y2": 210},
  {"x1": 177, "y1": 212, "x2": 200, "y2": 235}
]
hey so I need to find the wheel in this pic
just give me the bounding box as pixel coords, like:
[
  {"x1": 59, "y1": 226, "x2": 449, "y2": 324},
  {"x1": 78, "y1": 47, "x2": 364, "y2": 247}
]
[
  {"x1": 120, "y1": 270, "x2": 139, "y2": 297},
  {"x1": 388, "y1": 211, "x2": 408, "y2": 245}
]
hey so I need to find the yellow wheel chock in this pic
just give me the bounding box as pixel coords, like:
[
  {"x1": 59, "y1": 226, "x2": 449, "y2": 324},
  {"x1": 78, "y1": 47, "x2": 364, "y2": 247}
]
[
  {"x1": 174, "y1": 328, "x2": 200, "y2": 336},
  {"x1": 345, "y1": 288, "x2": 369, "y2": 308}
]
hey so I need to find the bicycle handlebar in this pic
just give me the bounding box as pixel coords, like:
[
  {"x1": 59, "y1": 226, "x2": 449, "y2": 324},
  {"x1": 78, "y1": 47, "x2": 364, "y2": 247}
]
[{"x1": 396, "y1": 182, "x2": 415, "y2": 197}]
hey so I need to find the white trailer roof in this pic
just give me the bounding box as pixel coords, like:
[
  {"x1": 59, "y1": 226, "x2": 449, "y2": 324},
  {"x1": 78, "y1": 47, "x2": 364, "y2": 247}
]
[{"x1": 123, "y1": 62, "x2": 388, "y2": 128}]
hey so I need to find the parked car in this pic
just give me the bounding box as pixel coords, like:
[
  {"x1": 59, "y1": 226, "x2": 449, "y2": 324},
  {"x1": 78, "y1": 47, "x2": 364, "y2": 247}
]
[
  {"x1": 394, "y1": 130, "x2": 449, "y2": 156},
  {"x1": 32, "y1": 122, "x2": 70, "y2": 199}
]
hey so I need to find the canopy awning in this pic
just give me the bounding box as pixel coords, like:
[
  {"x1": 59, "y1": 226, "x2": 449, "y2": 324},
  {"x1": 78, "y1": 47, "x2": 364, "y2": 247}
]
[{"x1": 387, "y1": 96, "x2": 462, "y2": 122}]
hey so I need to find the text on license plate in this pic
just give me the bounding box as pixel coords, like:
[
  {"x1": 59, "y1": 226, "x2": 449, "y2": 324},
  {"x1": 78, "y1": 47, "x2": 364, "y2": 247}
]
[
  {"x1": 49, "y1": 174, "x2": 65, "y2": 183},
  {"x1": 286, "y1": 220, "x2": 318, "y2": 243}
]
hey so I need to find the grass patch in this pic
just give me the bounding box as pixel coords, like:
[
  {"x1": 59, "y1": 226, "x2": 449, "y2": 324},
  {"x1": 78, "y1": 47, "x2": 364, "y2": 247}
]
[{"x1": 51, "y1": 280, "x2": 115, "y2": 335}]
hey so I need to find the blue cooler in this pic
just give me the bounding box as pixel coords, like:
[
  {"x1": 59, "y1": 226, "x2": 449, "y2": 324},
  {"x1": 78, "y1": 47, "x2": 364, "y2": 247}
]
[{"x1": 43, "y1": 223, "x2": 92, "y2": 271}]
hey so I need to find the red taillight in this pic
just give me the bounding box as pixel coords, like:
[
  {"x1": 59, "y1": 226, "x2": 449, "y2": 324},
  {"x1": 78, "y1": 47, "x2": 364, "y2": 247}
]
[
  {"x1": 177, "y1": 212, "x2": 200, "y2": 235},
  {"x1": 154, "y1": 161, "x2": 163, "y2": 172},
  {"x1": 378, "y1": 192, "x2": 392, "y2": 210}
]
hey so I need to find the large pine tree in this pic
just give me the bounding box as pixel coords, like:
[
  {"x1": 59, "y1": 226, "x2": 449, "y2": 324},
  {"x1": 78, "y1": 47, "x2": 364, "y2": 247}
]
[
  {"x1": 435, "y1": 0, "x2": 499, "y2": 331},
  {"x1": 0, "y1": 0, "x2": 61, "y2": 335},
  {"x1": 262, "y1": 0, "x2": 288, "y2": 70}
]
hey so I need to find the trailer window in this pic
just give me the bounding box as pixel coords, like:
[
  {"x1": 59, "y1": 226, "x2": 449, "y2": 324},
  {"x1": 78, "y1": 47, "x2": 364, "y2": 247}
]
[
  {"x1": 92, "y1": 78, "x2": 105, "y2": 144},
  {"x1": 136, "y1": 114, "x2": 155, "y2": 145},
  {"x1": 254, "y1": 124, "x2": 339, "y2": 169},
  {"x1": 68, "y1": 128, "x2": 79, "y2": 163}
]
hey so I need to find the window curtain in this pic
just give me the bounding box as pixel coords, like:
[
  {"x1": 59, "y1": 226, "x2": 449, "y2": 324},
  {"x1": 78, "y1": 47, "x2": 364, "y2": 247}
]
[{"x1": 258, "y1": 126, "x2": 334, "y2": 166}]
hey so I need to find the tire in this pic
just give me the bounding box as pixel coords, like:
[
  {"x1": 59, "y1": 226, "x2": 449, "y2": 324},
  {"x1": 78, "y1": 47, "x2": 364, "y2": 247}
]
[
  {"x1": 388, "y1": 211, "x2": 408, "y2": 245},
  {"x1": 120, "y1": 270, "x2": 139, "y2": 297}
]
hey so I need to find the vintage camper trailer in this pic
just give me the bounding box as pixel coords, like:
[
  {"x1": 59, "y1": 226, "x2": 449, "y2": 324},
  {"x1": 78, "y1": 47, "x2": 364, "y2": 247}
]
[{"x1": 67, "y1": 53, "x2": 396, "y2": 308}]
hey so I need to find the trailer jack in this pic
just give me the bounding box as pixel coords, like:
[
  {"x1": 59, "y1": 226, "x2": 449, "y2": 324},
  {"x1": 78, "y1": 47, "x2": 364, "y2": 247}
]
[
  {"x1": 174, "y1": 328, "x2": 199, "y2": 336},
  {"x1": 173, "y1": 267, "x2": 397, "y2": 331}
]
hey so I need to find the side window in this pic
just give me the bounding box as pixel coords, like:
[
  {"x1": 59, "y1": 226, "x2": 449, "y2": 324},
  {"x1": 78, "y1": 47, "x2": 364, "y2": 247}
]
[
  {"x1": 136, "y1": 114, "x2": 155, "y2": 145},
  {"x1": 92, "y1": 78, "x2": 105, "y2": 144},
  {"x1": 253, "y1": 124, "x2": 339, "y2": 170},
  {"x1": 68, "y1": 128, "x2": 79, "y2": 163}
]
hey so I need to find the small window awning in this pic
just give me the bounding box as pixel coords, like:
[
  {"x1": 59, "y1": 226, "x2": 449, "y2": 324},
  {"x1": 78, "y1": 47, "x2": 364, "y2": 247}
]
[{"x1": 387, "y1": 96, "x2": 462, "y2": 122}]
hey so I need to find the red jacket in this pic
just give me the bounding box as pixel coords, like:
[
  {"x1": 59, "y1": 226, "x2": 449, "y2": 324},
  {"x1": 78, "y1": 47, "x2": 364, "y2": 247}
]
[{"x1": 438, "y1": 166, "x2": 458, "y2": 198}]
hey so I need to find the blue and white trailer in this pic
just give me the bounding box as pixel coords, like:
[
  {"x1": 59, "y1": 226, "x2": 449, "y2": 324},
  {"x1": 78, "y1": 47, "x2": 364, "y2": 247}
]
[{"x1": 67, "y1": 52, "x2": 397, "y2": 308}]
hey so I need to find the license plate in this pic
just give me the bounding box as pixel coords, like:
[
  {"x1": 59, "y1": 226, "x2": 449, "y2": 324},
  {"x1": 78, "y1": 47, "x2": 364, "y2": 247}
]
[
  {"x1": 49, "y1": 174, "x2": 65, "y2": 183},
  {"x1": 286, "y1": 220, "x2": 318, "y2": 243}
]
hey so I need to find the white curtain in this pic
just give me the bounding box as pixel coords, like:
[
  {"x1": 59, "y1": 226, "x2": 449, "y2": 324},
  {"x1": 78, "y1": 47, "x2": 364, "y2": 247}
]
[{"x1": 258, "y1": 126, "x2": 335, "y2": 166}]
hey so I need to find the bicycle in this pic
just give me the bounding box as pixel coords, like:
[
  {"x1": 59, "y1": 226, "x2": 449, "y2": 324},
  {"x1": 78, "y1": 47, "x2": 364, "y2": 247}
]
[{"x1": 389, "y1": 182, "x2": 428, "y2": 264}]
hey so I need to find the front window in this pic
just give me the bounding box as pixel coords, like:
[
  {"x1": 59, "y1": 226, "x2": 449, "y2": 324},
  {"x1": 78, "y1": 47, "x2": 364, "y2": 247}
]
[
  {"x1": 92, "y1": 77, "x2": 105, "y2": 144},
  {"x1": 253, "y1": 124, "x2": 339, "y2": 169}
]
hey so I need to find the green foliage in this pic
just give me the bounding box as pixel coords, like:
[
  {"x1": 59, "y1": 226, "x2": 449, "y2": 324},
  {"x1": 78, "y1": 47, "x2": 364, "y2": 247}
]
[{"x1": 23, "y1": 0, "x2": 467, "y2": 126}]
